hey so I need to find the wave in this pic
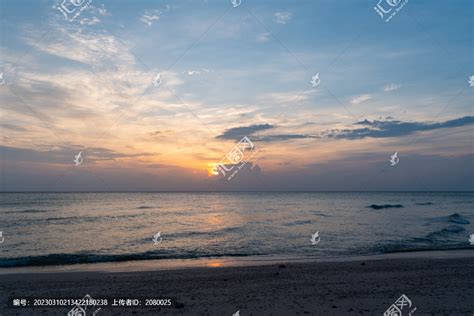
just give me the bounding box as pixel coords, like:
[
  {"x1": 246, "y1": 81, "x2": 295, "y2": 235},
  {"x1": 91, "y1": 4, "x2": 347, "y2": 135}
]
[
  {"x1": 446, "y1": 213, "x2": 470, "y2": 224},
  {"x1": 430, "y1": 213, "x2": 470, "y2": 225},
  {"x1": 426, "y1": 225, "x2": 465, "y2": 240},
  {"x1": 282, "y1": 220, "x2": 312, "y2": 226},
  {"x1": 6, "y1": 209, "x2": 51, "y2": 214},
  {"x1": 415, "y1": 202, "x2": 433, "y2": 206},
  {"x1": 367, "y1": 223, "x2": 468, "y2": 255},
  {"x1": 0, "y1": 201, "x2": 50, "y2": 206},
  {"x1": 309, "y1": 211, "x2": 330, "y2": 217},
  {"x1": 166, "y1": 226, "x2": 243, "y2": 239},
  {"x1": 370, "y1": 244, "x2": 470, "y2": 255},
  {"x1": 0, "y1": 251, "x2": 262, "y2": 268},
  {"x1": 137, "y1": 206, "x2": 154, "y2": 209},
  {"x1": 367, "y1": 204, "x2": 403, "y2": 210},
  {"x1": 451, "y1": 200, "x2": 474, "y2": 204},
  {"x1": 5, "y1": 213, "x2": 145, "y2": 228}
]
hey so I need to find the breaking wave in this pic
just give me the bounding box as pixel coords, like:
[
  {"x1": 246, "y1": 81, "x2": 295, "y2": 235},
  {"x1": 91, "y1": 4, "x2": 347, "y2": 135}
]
[{"x1": 0, "y1": 251, "x2": 262, "y2": 268}]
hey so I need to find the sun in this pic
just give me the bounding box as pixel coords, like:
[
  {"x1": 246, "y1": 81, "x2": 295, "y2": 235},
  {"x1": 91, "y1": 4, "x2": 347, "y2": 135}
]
[{"x1": 207, "y1": 163, "x2": 220, "y2": 176}]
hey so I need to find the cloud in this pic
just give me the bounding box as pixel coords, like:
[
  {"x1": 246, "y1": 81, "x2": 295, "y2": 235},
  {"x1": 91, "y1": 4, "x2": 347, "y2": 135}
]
[
  {"x1": 0, "y1": 123, "x2": 28, "y2": 132},
  {"x1": 69, "y1": 4, "x2": 108, "y2": 25},
  {"x1": 255, "y1": 134, "x2": 317, "y2": 142},
  {"x1": 383, "y1": 83, "x2": 401, "y2": 92},
  {"x1": 216, "y1": 123, "x2": 318, "y2": 142},
  {"x1": 30, "y1": 25, "x2": 135, "y2": 67},
  {"x1": 326, "y1": 116, "x2": 474, "y2": 140},
  {"x1": 257, "y1": 32, "x2": 270, "y2": 42},
  {"x1": 217, "y1": 124, "x2": 274, "y2": 140},
  {"x1": 274, "y1": 12, "x2": 292, "y2": 24},
  {"x1": 0, "y1": 145, "x2": 158, "y2": 165},
  {"x1": 186, "y1": 70, "x2": 200, "y2": 76},
  {"x1": 148, "y1": 130, "x2": 174, "y2": 137},
  {"x1": 351, "y1": 94, "x2": 372, "y2": 105},
  {"x1": 140, "y1": 10, "x2": 160, "y2": 26},
  {"x1": 79, "y1": 16, "x2": 101, "y2": 25},
  {"x1": 259, "y1": 91, "x2": 311, "y2": 105},
  {"x1": 97, "y1": 4, "x2": 108, "y2": 16}
]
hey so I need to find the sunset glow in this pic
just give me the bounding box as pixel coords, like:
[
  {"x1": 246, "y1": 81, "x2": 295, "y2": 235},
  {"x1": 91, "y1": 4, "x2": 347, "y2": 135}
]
[{"x1": 0, "y1": 1, "x2": 472, "y2": 191}]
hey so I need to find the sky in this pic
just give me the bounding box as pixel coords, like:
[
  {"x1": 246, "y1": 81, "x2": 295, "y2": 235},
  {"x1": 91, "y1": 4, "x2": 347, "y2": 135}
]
[{"x1": 0, "y1": 0, "x2": 473, "y2": 191}]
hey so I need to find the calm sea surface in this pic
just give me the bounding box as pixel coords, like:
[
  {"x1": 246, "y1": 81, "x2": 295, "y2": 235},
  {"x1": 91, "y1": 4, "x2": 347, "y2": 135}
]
[{"x1": 0, "y1": 192, "x2": 472, "y2": 268}]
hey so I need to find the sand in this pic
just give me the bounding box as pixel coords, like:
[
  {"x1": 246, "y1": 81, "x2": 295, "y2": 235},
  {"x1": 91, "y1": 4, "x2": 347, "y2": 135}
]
[{"x1": 1, "y1": 251, "x2": 473, "y2": 315}]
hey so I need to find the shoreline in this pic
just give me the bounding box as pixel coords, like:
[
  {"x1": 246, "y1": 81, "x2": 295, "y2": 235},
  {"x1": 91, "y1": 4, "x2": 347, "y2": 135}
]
[
  {"x1": 1, "y1": 248, "x2": 472, "y2": 275},
  {"x1": 0, "y1": 252, "x2": 473, "y2": 315}
]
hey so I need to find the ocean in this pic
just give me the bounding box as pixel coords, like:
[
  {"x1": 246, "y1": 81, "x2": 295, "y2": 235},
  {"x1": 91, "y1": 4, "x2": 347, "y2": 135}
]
[{"x1": 0, "y1": 192, "x2": 472, "y2": 269}]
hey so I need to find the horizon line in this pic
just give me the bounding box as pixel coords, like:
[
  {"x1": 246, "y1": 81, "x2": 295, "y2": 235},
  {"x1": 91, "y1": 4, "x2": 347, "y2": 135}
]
[{"x1": 1, "y1": 190, "x2": 473, "y2": 193}]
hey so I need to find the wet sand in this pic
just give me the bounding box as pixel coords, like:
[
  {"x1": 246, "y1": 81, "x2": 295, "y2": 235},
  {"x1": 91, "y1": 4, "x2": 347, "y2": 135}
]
[{"x1": 0, "y1": 252, "x2": 473, "y2": 315}]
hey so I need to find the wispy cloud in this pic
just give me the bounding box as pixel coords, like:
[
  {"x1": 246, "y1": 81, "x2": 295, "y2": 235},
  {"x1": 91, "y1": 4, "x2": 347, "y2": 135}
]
[
  {"x1": 30, "y1": 25, "x2": 135, "y2": 66},
  {"x1": 351, "y1": 94, "x2": 372, "y2": 105},
  {"x1": 97, "y1": 4, "x2": 108, "y2": 16},
  {"x1": 274, "y1": 12, "x2": 292, "y2": 24},
  {"x1": 259, "y1": 91, "x2": 311, "y2": 105},
  {"x1": 383, "y1": 83, "x2": 401, "y2": 92},
  {"x1": 79, "y1": 16, "x2": 101, "y2": 25},
  {"x1": 140, "y1": 9, "x2": 160, "y2": 26},
  {"x1": 257, "y1": 32, "x2": 270, "y2": 42},
  {"x1": 186, "y1": 70, "x2": 200, "y2": 76}
]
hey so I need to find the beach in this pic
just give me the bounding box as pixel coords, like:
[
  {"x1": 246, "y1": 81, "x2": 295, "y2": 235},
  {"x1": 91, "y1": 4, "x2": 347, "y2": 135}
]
[
  {"x1": 1, "y1": 0, "x2": 473, "y2": 314},
  {"x1": 1, "y1": 192, "x2": 473, "y2": 314},
  {"x1": 1, "y1": 250, "x2": 473, "y2": 315}
]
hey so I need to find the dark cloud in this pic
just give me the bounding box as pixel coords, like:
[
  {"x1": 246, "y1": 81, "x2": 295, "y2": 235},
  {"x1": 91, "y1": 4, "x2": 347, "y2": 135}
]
[
  {"x1": 327, "y1": 116, "x2": 474, "y2": 140},
  {"x1": 148, "y1": 130, "x2": 173, "y2": 137},
  {"x1": 85, "y1": 147, "x2": 158, "y2": 160},
  {"x1": 216, "y1": 116, "x2": 473, "y2": 143},
  {"x1": 255, "y1": 134, "x2": 318, "y2": 142},
  {"x1": 217, "y1": 124, "x2": 274, "y2": 140},
  {"x1": 0, "y1": 145, "x2": 158, "y2": 164},
  {"x1": 217, "y1": 124, "x2": 317, "y2": 142}
]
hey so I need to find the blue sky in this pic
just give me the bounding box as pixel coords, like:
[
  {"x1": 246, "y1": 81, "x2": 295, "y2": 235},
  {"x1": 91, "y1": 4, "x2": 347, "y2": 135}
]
[{"x1": 0, "y1": 0, "x2": 472, "y2": 191}]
